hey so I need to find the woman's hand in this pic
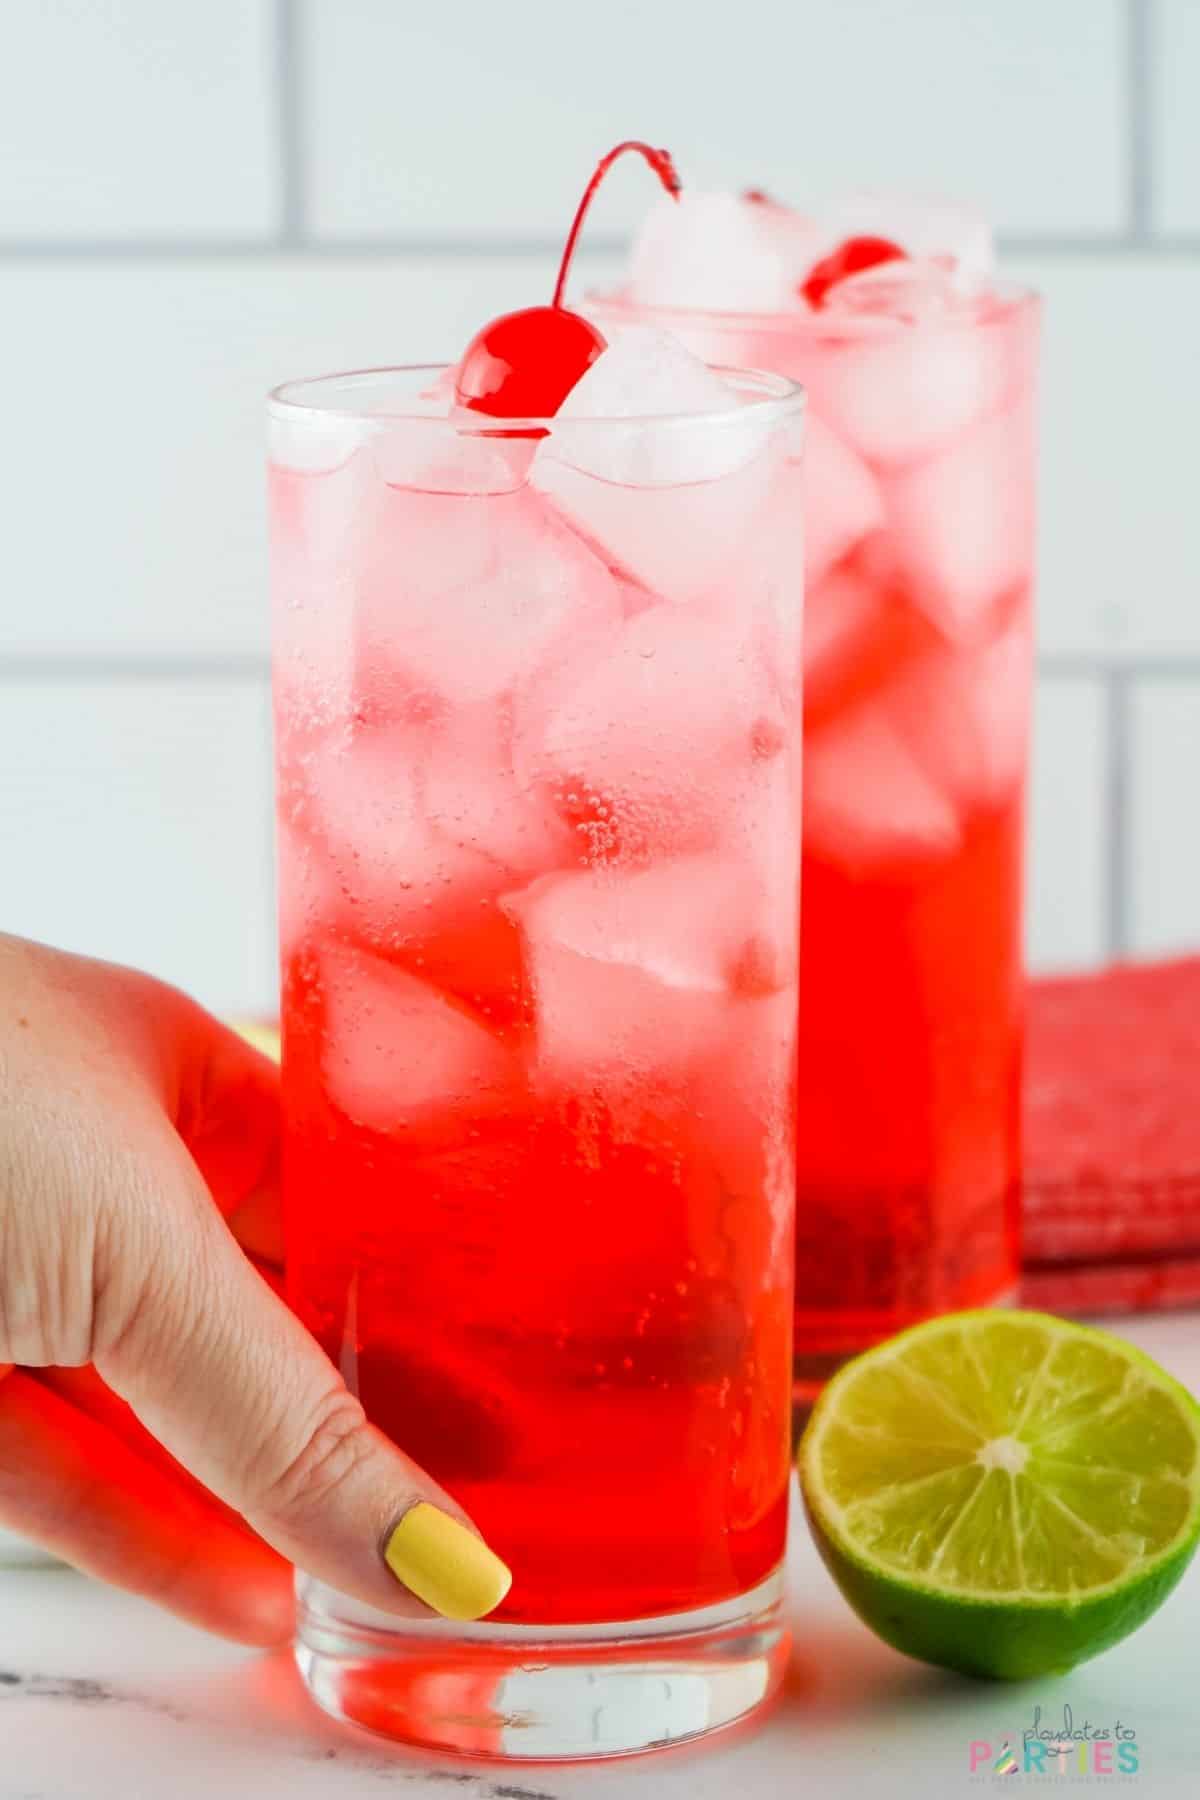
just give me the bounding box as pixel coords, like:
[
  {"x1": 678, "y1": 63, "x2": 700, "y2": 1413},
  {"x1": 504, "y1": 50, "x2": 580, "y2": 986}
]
[{"x1": 0, "y1": 935, "x2": 510, "y2": 1644}]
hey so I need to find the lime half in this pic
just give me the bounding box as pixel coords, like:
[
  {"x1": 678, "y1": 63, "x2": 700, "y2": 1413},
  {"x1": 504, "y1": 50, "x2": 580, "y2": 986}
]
[{"x1": 799, "y1": 1310, "x2": 1200, "y2": 1679}]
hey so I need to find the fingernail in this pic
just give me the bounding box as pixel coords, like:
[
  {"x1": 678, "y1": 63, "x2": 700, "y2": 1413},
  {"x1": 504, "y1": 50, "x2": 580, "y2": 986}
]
[{"x1": 384, "y1": 1503, "x2": 512, "y2": 1621}]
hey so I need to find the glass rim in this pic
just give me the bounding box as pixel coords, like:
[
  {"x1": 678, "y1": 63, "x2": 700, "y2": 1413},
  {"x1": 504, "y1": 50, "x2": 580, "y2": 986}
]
[
  {"x1": 585, "y1": 278, "x2": 1040, "y2": 339},
  {"x1": 267, "y1": 361, "x2": 805, "y2": 435}
]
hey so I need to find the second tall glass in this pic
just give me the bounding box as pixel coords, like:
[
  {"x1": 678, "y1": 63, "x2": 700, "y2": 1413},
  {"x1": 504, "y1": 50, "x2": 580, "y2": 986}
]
[
  {"x1": 269, "y1": 363, "x2": 804, "y2": 1758},
  {"x1": 592, "y1": 281, "x2": 1039, "y2": 1393}
]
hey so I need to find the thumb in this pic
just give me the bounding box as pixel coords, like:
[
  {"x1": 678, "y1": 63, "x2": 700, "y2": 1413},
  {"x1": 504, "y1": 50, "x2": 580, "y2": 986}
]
[{"x1": 93, "y1": 1133, "x2": 511, "y2": 1624}]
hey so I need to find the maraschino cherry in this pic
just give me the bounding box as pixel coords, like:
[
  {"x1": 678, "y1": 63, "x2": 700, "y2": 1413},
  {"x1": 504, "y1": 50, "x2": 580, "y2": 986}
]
[
  {"x1": 802, "y1": 234, "x2": 907, "y2": 308},
  {"x1": 455, "y1": 140, "x2": 681, "y2": 420}
]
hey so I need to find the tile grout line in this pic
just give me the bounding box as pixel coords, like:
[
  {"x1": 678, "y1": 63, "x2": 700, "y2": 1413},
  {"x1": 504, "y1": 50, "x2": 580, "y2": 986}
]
[
  {"x1": 275, "y1": 0, "x2": 306, "y2": 249},
  {"x1": 1128, "y1": 0, "x2": 1154, "y2": 243},
  {"x1": 1104, "y1": 668, "x2": 1133, "y2": 958},
  {"x1": 0, "y1": 657, "x2": 271, "y2": 681},
  {"x1": 1038, "y1": 656, "x2": 1200, "y2": 679}
]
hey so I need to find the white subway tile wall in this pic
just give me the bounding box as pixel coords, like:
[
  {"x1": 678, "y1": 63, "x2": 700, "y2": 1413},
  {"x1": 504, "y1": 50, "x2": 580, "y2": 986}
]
[
  {"x1": 1021, "y1": 258, "x2": 1200, "y2": 660},
  {"x1": 1028, "y1": 680, "x2": 1111, "y2": 970},
  {"x1": 1152, "y1": 0, "x2": 1200, "y2": 234},
  {"x1": 0, "y1": 2, "x2": 279, "y2": 241},
  {"x1": 302, "y1": 0, "x2": 1127, "y2": 241},
  {"x1": 0, "y1": 0, "x2": 1196, "y2": 1015},
  {"x1": 1130, "y1": 682, "x2": 1200, "y2": 954},
  {"x1": 0, "y1": 257, "x2": 557, "y2": 658},
  {"x1": 0, "y1": 680, "x2": 274, "y2": 1014}
]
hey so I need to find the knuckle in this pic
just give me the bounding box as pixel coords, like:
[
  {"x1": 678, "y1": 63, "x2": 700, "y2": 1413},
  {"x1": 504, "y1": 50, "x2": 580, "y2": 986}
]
[{"x1": 250, "y1": 1386, "x2": 373, "y2": 1527}]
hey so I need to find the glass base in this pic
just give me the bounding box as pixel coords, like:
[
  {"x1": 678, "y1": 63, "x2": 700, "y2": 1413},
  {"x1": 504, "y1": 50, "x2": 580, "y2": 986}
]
[
  {"x1": 295, "y1": 1568, "x2": 788, "y2": 1760},
  {"x1": 793, "y1": 1281, "x2": 1021, "y2": 1411}
]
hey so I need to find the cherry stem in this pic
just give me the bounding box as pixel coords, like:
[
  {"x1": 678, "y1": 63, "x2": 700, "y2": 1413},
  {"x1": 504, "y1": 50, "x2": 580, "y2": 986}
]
[{"x1": 551, "y1": 140, "x2": 681, "y2": 311}]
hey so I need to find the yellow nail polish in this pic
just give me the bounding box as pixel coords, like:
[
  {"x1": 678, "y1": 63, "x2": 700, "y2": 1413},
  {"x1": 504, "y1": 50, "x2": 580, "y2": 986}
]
[{"x1": 384, "y1": 1503, "x2": 512, "y2": 1620}]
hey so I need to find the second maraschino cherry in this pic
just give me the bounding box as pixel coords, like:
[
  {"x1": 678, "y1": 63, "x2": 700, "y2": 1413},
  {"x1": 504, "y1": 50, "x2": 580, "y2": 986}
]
[
  {"x1": 455, "y1": 140, "x2": 681, "y2": 421},
  {"x1": 802, "y1": 233, "x2": 907, "y2": 308}
]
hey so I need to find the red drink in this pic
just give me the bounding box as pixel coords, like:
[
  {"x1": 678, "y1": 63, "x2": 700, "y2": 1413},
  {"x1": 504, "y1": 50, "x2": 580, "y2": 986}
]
[
  {"x1": 270, "y1": 329, "x2": 803, "y2": 1752},
  {"x1": 597, "y1": 192, "x2": 1038, "y2": 1389},
  {"x1": 282, "y1": 967, "x2": 794, "y2": 1623}
]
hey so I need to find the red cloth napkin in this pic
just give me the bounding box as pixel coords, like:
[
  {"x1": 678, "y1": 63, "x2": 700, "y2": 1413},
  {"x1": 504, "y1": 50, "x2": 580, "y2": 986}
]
[{"x1": 1022, "y1": 957, "x2": 1200, "y2": 1315}]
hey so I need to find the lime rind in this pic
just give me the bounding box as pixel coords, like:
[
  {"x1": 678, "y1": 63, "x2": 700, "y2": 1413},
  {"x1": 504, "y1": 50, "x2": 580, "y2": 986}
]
[{"x1": 799, "y1": 1310, "x2": 1200, "y2": 1679}]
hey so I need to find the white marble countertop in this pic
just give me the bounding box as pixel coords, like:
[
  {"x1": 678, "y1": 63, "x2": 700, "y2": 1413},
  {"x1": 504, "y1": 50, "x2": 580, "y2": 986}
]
[{"x1": 3, "y1": 1310, "x2": 1199, "y2": 1799}]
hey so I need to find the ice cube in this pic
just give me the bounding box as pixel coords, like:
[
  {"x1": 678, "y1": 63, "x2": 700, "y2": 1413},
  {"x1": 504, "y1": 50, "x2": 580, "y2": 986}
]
[
  {"x1": 301, "y1": 721, "x2": 496, "y2": 934},
  {"x1": 818, "y1": 193, "x2": 994, "y2": 290},
  {"x1": 735, "y1": 451, "x2": 806, "y2": 689},
  {"x1": 802, "y1": 534, "x2": 946, "y2": 725},
  {"x1": 725, "y1": 749, "x2": 802, "y2": 997},
  {"x1": 369, "y1": 415, "x2": 532, "y2": 495},
  {"x1": 801, "y1": 321, "x2": 1017, "y2": 470},
  {"x1": 268, "y1": 410, "x2": 364, "y2": 475},
  {"x1": 512, "y1": 597, "x2": 784, "y2": 862},
  {"x1": 318, "y1": 942, "x2": 515, "y2": 1133},
  {"x1": 357, "y1": 481, "x2": 623, "y2": 709},
  {"x1": 803, "y1": 554, "x2": 887, "y2": 705},
  {"x1": 293, "y1": 720, "x2": 536, "y2": 1025},
  {"x1": 503, "y1": 856, "x2": 775, "y2": 1083},
  {"x1": 533, "y1": 445, "x2": 778, "y2": 603},
  {"x1": 420, "y1": 697, "x2": 576, "y2": 879},
  {"x1": 275, "y1": 809, "x2": 344, "y2": 962},
  {"x1": 562, "y1": 325, "x2": 735, "y2": 423},
  {"x1": 803, "y1": 703, "x2": 962, "y2": 870},
  {"x1": 629, "y1": 190, "x2": 810, "y2": 313},
  {"x1": 545, "y1": 326, "x2": 766, "y2": 483},
  {"x1": 743, "y1": 190, "x2": 830, "y2": 288},
  {"x1": 883, "y1": 395, "x2": 1036, "y2": 637},
  {"x1": 821, "y1": 257, "x2": 970, "y2": 326},
  {"x1": 691, "y1": 983, "x2": 798, "y2": 1226},
  {"x1": 803, "y1": 413, "x2": 884, "y2": 587},
  {"x1": 531, "y1": 331, "x2": 778, "y2": 603},
  {"x1": 887, "y1": 612, "x2": 1032, "y2": 811},
  {"x1": 968, "y1": 614, "x2": 1033, "y2": 801},
  {"x1": 269, "y1": 454, "x2": 363, "y2": 728}
]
